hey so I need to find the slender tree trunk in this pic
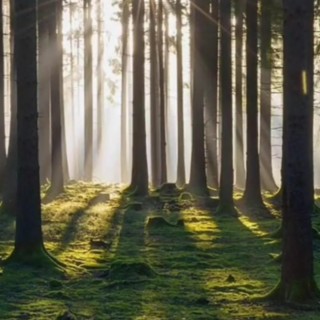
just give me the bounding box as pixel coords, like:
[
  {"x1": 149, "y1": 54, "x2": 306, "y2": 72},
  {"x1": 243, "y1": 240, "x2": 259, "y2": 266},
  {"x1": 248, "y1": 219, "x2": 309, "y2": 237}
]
[
  {"x1": 235, "y1": 0, "x2": 245, "y2": 188},
  {"x1": 188, "y1": 0, "x2": 208, "y2": 196},
  {"x1": 38, "y1": 0, "x2": 51, "y2": 185},
  {"x1": 0, "y1": 0, "x2": 7, "y2": 191},
  {"x1": 121, "y1": 0, "x2": 129, "y2": 183},
  {"x1": 259, "y1": 0, "x2": 277, "y2": 192},
  {"x1": 176, "y1": 0, "x2": 185, "y2": 188},
  {"x1": 48, "y1": 0, "x2": 64, "y2": 196},
  {"x1": 204, "y1": 0, "x2": 219, "y2": 189},
  {"x1": 12, "y1": 0, "x2": 43, "y2": 254},
  {"x1": 69, "y1": 1, "x2": 77, "y2": 179},
  {"x1": 96, "y1": 0, "x2": 104, "y2": 148},
  {"x1": 84, "y1": 0, "x2": 93, "y2": 181},
  {"x1": 218, "y1": 0, "x2": 235, "y2": 213},
  {"x1": 2, "y1": 0, "x2": 17, "y2": 214},
  {"x1": 150, "y1": 0, "x2": 160, "y2": 188},
  {"x1": 158, "y1": 0, "x2": 167, "y2": 185},
  {"x1": 269, "y1": 0, "x2": 318, "y2": 302},
  {"x1": 243, "y1": 0, "x2": 263, "y2": 207},
  {"x1": 129, "y1": 0, "x2": 148, "y2": 196}
]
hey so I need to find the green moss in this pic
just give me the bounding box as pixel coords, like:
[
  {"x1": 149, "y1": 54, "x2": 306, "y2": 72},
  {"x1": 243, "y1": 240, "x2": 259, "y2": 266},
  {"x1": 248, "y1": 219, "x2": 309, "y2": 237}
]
[
  {"x1": 0, "y1": 183, "x2": 319, "y2": 319},
  {"x1": 108, "y1": 260, "x2": 157, "y2": 280}
]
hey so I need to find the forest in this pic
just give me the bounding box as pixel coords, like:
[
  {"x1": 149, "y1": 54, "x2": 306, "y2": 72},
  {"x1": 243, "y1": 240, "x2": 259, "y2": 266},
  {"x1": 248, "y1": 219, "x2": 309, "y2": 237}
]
[{"x1": 0, "y1": 0, "x2": 319, "y2": 319}]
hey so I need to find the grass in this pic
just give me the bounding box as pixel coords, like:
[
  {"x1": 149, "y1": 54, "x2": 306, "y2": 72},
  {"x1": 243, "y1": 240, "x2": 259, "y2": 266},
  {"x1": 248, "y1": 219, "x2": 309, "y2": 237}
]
[{"x1": 0, "y1": 182, "x2": 319, "y2": 319}]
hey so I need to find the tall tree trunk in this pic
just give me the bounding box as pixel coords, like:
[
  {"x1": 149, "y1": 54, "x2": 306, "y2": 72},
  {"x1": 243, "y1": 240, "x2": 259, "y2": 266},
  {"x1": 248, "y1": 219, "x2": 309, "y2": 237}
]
[
  {"x1": 176, "y1": 0, "x2": 185, "y2": 188},
  {"x1": 96, "y1": 0, "x2": 104, "y2": 148},
  {"x1": 158, "y1": 0, "x2": 167, "y2": 185},
  {"x1": 243, "y1": 0, "x2": 263, "y2": 207},
  {"x1": 259, "y1": 0, "x2": 277, "y2": 192},
  {"x1": 218, "y1": 0, "x2": 235, "y2": 214},
  {"x1": 0, "y1": 0, "x2": 6, "y2": 191},
  {"x1": 48, "y1": 0, "x2": 64, "y2": 196},
  {"x1": 38, "y1": 0, "x2": 51, "y2": 185},
  {"x1": 121, "y1": 0, "x2": 129, "y2": 183},
  {"x1": 204, "y1": 0, "x2": 219, "y2": 189},
  {"x1": 235, "y1": 0, "x2": 245, "y2": 188},
  {"x1": 2, "y1": 0, "x2": 17, "y2": 214},
  {"x1": 84, "y1": 0, "x2": 93, "y2": 181},
  {"x1": 9, "y1": 0, "x2": 44, "y2": 258},
  {"x1": 150, "y1": 0, "x2": 160, "y2": 188},
  {"x1": 269, "y1": 0, "x2": 318, "y2": 302},
  {"x1": 69, "y1": 1, "x2": 77, "y2": 179},
  {"x1": 129, "y1": 0, "x2": 148, "y2": 196},
  {"x1": 188, "y1": 0, "x2": 208, "y2": 196}
]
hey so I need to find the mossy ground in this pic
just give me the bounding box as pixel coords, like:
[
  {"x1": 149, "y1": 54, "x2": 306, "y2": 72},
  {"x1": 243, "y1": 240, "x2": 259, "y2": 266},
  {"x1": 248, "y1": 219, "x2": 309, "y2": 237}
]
[{"x1": 0, "y1": 182, "x2": 319, "y2": 319}]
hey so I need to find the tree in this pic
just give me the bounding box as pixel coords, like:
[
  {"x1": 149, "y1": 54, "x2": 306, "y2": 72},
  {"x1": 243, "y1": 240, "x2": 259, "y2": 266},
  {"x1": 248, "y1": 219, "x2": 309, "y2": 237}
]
[
  {"x1": 188, "y1": 0, "x2": 208, "y2": 196},
  {"x1": 96, "y1": 0, "x2": 104, "y2": 149},
  {"x1": 2, "y1": 0, "x2": 17, "y2": 214},
  {"x1": 176, "y1": 0, "x2": 186, "y2": 188},
  {"x1": 0, "y1": 0, "x2": 7, "y2": 191},
  {"x1": 157, "y1": 0, "x2": 167, "y2": 185},
  {"x1": 48, "y1": 0, "x2": 64, "y2": 197},
  {"x1": 242, "y1": 0, "x2": 263, "y2": 207},
  {"x1": 204, "y1": 0, "x2": 219, "y2": 189},
  {"x1": 217, "y1": 0, "x2": 235, "y2": 214},
  {"x1": 128, "y1": 0, "x2": 149, "y2": 196},
  {"x1": 38, "y1": 0, "x2": 51, "y2": 185},
  {"x1": 267, "y1": 0, "x2": 319, "y2": 302},
  {"x1": 121, "y1": 0, "x2": 130, "y2": 184},
  {"x1": 259, "y1": 0, "x2": 277, "y2": 192},
  {"x1": 150, "y1": 0, "x2": 161, "y2": 188},
  {"x1": 84, "y1": 0, "x2": 93, "y2": 181},
  {"x1": 6, "y1": 0, "x2": 61, "y2": 267},
  {"x1": 234, "y1": 0, "x2": 245, "y2": 188}
]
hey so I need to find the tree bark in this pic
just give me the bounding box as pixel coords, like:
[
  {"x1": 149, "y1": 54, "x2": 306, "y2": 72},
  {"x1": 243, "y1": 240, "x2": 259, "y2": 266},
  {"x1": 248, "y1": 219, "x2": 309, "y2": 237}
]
[
  {"x1": 235, "y1": 0, "x2": 246, "y2": 189},
  {"x1": 268, "y1": 0, "x2": 319, "y2": 302},
  {"x1": 218, "y1": 0, "x2": 235, "y2": 213},
  {"x1": 84, "y1": 0, "x2": 93, "y2": 181},
  {"x1": 176, "y1": 0, "x2": 186, "y2": 188},
  {"x1": 121, "y1": 0, "x2": 130, "y2": 184},
  {"x1": 0, "y1": 0, "x2": 7, "y2": 191},
  {"x1": 259, "y1": 0, "x2": 277, "y2": 192},
  {"x1": 129, "y1": 0, "x2": 149, "y2": 196},
  {"x1": 243, "y1": 0, "x2": 263, "y2": 207},
  {"x1": 47, "y1": 0, "x2": 64, "y2": 196},
  {"x1": 188, "y1": 0, "x2": 208, "y2": 196}
]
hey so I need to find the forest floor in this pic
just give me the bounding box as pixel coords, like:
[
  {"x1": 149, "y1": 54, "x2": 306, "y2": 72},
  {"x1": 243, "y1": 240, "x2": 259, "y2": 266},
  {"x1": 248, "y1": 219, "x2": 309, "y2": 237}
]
[{"x1": 0, "y1": 183, "x2": 319, "y2": 319}]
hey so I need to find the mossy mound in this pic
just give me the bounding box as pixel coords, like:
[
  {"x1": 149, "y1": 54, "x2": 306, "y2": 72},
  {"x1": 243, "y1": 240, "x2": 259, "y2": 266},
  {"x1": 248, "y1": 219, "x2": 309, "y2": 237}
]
[
  {"x1": 108, "y1": 260, "x2": 157, "y2": 280},
  {"x1": 146, "y1": 216, "x2": 176, "y2": 229},
  {"x1": 157, "y1": 183, "x2": 180, "y2": 195}
]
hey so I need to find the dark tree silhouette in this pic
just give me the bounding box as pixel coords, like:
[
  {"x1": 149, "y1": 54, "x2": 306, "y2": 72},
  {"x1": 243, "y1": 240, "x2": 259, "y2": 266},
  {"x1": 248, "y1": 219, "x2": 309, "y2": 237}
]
[
  {"x1": 242, "y1": 0, "x2": 264, "y2": 207},
  {"x1": 234, "y1": 0, "x2": 245, "y2": 189},
  {"x1": 188, "y1": 0, "x2": 208, "y2": 196},
  {"x1": 217, "y1": 0, "x2": 235, "y2": 215},
  {"x1": 176, "y1": 0, "x2": 186, "y2": 188},
  {"x1": 128, "y1": 0, "x2": 149, "y2": 196},
  {"x1": 267, "y1": 0, "x2": 319, "y2": 302},
  {"x1": 6, "y1": 0, "x2": 61, "y2": 267},
  {"x1": 48, "y1": 0, "x2": 64, "y2": 197}
]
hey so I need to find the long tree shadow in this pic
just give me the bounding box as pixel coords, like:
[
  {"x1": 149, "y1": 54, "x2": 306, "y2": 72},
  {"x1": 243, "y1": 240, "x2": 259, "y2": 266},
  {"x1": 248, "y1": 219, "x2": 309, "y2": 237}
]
[
  {"x1": 97, "y1": 195, "x2": 153, "y2": 319},
  {"x1": 141, "y1": 192, "x2": 222, "y2": 319}
]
